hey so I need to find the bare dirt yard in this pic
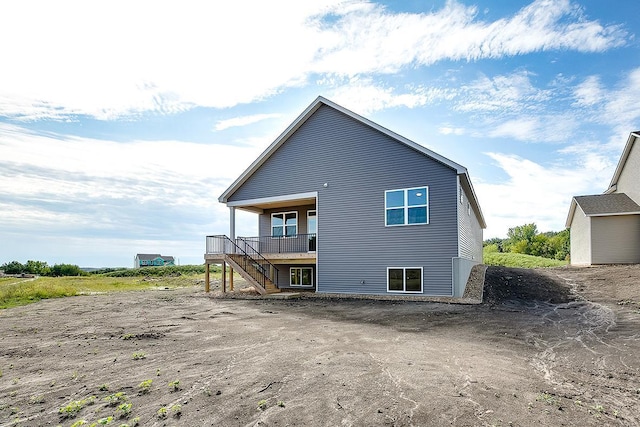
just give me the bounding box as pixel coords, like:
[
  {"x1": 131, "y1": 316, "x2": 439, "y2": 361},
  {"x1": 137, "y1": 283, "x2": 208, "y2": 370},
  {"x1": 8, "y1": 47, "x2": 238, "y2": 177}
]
[{"x1": 1, "y1": 265, "x2": 639, "y2": 427}]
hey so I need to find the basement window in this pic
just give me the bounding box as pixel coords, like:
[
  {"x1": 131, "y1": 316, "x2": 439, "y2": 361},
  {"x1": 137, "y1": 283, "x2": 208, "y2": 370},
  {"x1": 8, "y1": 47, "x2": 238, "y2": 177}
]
[
  {"x1": 290, "y1": 267, "x2": 313, "y2": 287},
  {"x1": 387, "y1": 267, "x2": 423, "y2": 293}
]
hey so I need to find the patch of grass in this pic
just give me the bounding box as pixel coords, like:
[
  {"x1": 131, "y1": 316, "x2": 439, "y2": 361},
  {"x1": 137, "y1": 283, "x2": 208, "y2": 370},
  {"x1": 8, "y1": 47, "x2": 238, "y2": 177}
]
[
  {"x1": 0, "y1": 273, "x2": 207, "y2": 310},
  {"x1": 483, "y1": 251, "x2": 568, "y2": 268},
  {"x1": 536, "y1": 392, "x2": 559, "y2": 405}
]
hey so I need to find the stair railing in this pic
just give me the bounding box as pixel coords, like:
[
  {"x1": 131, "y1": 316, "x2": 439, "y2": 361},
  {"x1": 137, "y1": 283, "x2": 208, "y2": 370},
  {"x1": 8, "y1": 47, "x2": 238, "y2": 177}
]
[{"x1": 206, "y1": 235, "x2": 278, "y2": 289}]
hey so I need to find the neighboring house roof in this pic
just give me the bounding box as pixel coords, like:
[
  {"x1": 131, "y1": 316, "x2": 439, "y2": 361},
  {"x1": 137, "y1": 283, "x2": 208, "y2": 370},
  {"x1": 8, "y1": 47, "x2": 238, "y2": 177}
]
[
  {"x1": 566, "y1": 193, "x2": 640, "y2": 226},
  {"x1": 605, "y1": 131, "x2": 640, "y2": 194},
  {"x1": 219, "y1": 96, "x2": 486, "y2": 228},
  {"x1": 136, "y1": 254, "x2": 174, "y2": 262}
]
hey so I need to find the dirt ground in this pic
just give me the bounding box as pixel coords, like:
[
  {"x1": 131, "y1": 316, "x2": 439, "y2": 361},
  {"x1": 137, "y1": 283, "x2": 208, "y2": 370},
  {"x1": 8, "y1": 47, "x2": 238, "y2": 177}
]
[{"x1": 1, "y1": 265, "x2": 639, "y2": 427}]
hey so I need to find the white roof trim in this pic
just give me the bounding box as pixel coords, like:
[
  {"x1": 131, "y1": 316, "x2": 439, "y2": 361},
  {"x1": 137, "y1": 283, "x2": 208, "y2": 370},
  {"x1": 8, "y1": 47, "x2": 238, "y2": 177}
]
[
  {"x1": 565, "y1": 198, "x2": 578, "y2": 227},
  {"x1": 587, "y1": 211, "x2": 640, "y2": 217},
  {"x1": 607, "y1": 132, "x2": 640, "y2": 192}
]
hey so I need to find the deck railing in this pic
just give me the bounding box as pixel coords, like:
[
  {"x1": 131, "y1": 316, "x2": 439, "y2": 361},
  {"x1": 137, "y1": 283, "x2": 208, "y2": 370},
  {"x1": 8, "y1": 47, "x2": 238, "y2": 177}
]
[
  {"x1": 205, "y1": 235, "x2": 278, "y2": 288},
  {"x1": 237, "y1": 233, "x2": 316, "y2": 254}
]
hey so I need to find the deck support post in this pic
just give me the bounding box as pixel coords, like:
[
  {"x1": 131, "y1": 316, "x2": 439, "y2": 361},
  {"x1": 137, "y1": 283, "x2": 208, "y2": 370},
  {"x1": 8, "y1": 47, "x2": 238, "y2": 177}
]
[
  {"x1": 205, "y1": 263, "x2": 210, "y2": 293},
  {"x1": 222, "y1": 261, "x2": 227, "y2": 293},
  {"x1": 229, "y1": 267, "x2": 234, "y2": 291}
]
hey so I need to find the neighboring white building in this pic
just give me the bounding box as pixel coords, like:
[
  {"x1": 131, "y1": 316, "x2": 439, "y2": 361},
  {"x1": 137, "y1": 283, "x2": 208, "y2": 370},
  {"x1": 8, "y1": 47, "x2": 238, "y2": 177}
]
[{"x1": 566, "y1": 132, "x2": 640, "y2": 265}]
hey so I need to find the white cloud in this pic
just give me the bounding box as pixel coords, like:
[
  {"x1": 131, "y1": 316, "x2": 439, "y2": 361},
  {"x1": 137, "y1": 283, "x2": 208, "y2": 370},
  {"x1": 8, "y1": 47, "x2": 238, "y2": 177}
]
[
  {"x1": 438, "y1": 126, "x2": 465, "y2": 136},
  {"x1": 327, "y1": 77, "x2": 453, "y2": 114},
  {"x1": 214, "y1": 113, "x2": 282, "y2": 131},
  {"x1": 0, "y1": 0, "x2": 626, "y2": 120},
  {"x1": 457, "y1": 71, "x2": 550, "y2": 113},
  {"x1": 0, "y1": 123, "x2": 263, "y2": 237},
  {"x1": 478, "y1": 150, "x2": 614, "y2": 238},
  {"x1": 573, "y1": 75, "x2": 604, "y2": 106}
]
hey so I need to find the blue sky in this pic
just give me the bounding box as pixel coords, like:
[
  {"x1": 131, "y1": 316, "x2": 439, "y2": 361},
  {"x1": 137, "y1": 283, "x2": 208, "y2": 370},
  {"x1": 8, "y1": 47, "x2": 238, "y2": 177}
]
[{"x1": 1, "y1": 0, "x2": 639, "y2": 267}]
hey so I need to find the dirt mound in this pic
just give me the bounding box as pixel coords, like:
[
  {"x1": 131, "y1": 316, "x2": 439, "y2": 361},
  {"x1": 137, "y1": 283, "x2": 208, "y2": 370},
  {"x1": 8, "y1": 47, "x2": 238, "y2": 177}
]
[{"x1": 483, "y1": 266, "x2": 573, "y2": 304}]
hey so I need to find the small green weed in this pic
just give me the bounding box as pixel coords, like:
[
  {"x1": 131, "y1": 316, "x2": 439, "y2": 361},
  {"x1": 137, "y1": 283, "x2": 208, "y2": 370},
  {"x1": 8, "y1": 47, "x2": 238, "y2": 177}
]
[
  {"x1": 138, "y1": 379, "x2": 152, "y2": 394},
  {"x1": 536, "y1": 392, "x2": 559, "y2": 406},
  {"x1": 59, "y1": 396, "x2": 95, "y2": 419},
  {"x1": 171, "y1": 404, "x2": 182, "y2": 417},
  {"x1": 168, "y1": 380, "x2": 181, "y2": 392},
  {"x1": 104, "y1": 392, "x2": 128, "y2": 407},
  {"x1": 70, "y1": 421, "x2": 87, "y2": 427},
  {"x1": 257, "y1": 399, "x2": 268, "y2": 410},
  {"x1": 96, "y1": 416, "x2": 114, "y2": 424},
  {"x1": 29, "y1": 394, "x2": 45, "y2": 404},
  {"x1": 121, "y1": 334, "x2": 135, "y2": 340},
  {"x1": 99, "y1": 384, "x2": 109, "y2": 391},
  {"x1": 277, "y1": 400, "x2": 285, "y2": 408},
  {"x1": 118, "y1": 402, "x2": 132, "y2": 417},
  {"x1": 157, "y1": 406, "x2": 168, "y2": 419},
  {"x1": 130, "y1": 416, "x2": 140, "y2": 426},
  {"x1": 131, "y1": 352, "x2": 146, "y2": 360}
]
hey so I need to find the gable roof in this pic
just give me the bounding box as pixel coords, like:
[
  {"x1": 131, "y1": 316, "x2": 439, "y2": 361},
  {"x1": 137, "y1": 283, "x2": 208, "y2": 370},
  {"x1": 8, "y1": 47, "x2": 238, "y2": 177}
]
[
  {"x1": 605, "y1": 131, "x2": 640, "y2": 194},
  {"x1": 219, "y1": 96, "x2": 486, "y2": 228},
  {"x1": 566, "y1": 193, "x2": 640, "y2": 226}
]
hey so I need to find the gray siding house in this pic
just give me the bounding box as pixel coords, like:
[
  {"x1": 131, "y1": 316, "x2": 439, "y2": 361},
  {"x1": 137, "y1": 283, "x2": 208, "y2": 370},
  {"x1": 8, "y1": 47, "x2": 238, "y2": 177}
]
[
  {"x1": 566, "y1": 131, "x2": 640, "y2": 265},
  {"x1": 205, "y1": 97, "x2": 486, "y2": 297}
]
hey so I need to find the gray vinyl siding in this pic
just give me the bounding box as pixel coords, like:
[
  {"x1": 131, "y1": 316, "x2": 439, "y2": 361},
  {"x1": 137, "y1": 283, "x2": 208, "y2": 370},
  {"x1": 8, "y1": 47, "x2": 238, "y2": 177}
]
[
  {"x1": 457, "y1": 179, "x2": 483, "y2": 262},
  {"x1": 569, "y1": 205, "x2": 591, "y2": 265},
  {"x1": 591, "y1": 215, "x2": 640, "y2": 264},
  {"x1": 228, "y1": 104, "x2": 459, "y2": 296}
]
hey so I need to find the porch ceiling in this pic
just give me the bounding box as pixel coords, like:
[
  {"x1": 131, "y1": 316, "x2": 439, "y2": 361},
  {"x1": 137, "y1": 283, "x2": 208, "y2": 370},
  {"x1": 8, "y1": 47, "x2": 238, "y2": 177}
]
[{"x1": 229, "y1": 193, "x2": 317, "y2": 213}]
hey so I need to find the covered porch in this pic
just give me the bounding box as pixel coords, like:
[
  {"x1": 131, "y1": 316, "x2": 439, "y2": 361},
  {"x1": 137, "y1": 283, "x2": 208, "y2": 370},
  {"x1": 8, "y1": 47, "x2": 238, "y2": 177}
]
[{"x1": 204, "y1": 191, "x2": 318, "y2": 293}]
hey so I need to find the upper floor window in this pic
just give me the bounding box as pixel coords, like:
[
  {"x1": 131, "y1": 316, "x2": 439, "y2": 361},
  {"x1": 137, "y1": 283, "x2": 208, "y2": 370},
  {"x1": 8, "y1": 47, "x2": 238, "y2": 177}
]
[
  {"x1": 272, "y1": 212, "x2": 297, "y2": 237},
  {"x1": 385, "y1": 187, "x2": 428, "y2": 226}
]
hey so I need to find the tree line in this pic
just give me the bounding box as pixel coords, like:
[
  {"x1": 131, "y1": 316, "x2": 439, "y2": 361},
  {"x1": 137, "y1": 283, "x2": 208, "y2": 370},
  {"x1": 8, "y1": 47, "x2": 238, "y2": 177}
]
[
  {"x1": 484, "y1": 223, "x2": 570, "y2": 261},
  {"x1": 0, "y1": 260, "x2": 87, "y2": 277}
]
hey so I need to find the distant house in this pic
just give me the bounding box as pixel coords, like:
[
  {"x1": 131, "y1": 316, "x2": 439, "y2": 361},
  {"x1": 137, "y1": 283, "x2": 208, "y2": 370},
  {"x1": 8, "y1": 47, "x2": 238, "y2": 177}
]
[
  {"x1": 566, "y1": 132, "x2": 640, "y2": 265},
  {"x1": 205, "y1": 96, "x2": 486, "y2": 297},
  {"x1": 135, "y1": 254, "x2": 175, "y2": 268}
]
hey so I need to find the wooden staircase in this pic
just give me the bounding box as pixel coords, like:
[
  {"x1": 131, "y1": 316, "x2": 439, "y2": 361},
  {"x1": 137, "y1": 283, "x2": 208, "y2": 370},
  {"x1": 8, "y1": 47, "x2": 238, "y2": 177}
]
[{"x1": 225, "y1": 254, "x2": 280, "y2": 295}]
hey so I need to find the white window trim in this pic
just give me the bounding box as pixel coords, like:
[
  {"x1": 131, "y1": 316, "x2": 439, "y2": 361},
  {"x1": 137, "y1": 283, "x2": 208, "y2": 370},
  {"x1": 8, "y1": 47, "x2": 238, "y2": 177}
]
[
  {"x1": 271, "y1": 211, "x2": 298, "y2": 238},
  {"x1": 386, "y1": 267, "x2": 423, "y2": 293},
  {"x1": 290, "y1": 267, "x2": 314, "y2": 287},
  {"x1": 384, "y1": 186, "x2": 429, "y2": 226}
]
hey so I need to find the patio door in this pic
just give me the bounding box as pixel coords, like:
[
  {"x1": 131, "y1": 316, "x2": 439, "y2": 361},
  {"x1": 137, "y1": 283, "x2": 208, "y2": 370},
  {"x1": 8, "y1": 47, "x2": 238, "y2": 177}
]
[{"x1": 307, "y1": 210, "x2": 316, "y2": 252}]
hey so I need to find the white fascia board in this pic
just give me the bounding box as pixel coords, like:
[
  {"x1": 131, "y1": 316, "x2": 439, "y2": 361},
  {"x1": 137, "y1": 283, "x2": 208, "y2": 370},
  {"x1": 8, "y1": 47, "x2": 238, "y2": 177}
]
[
  {"x1": 459, "y1": 173, "x2": 486, "y2": 229},
  {"x1": 226, "y1": 192, "x2": 318, "y2": 208},
  {"x1": 565, "y1": 198, "x2": 578, "y2": 227},
  {"x1": 607, "y1": 132, "x2": 640, "y2": 192},
  {"x1": 586, "y1": 211, "x2": 640, "y2": 217}
]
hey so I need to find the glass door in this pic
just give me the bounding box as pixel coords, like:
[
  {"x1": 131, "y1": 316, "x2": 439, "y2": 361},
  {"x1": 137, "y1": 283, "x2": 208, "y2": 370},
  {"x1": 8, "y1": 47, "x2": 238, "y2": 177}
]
[{"x1": 307, "y1": 210, "x2": 316, "y2": 252}]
